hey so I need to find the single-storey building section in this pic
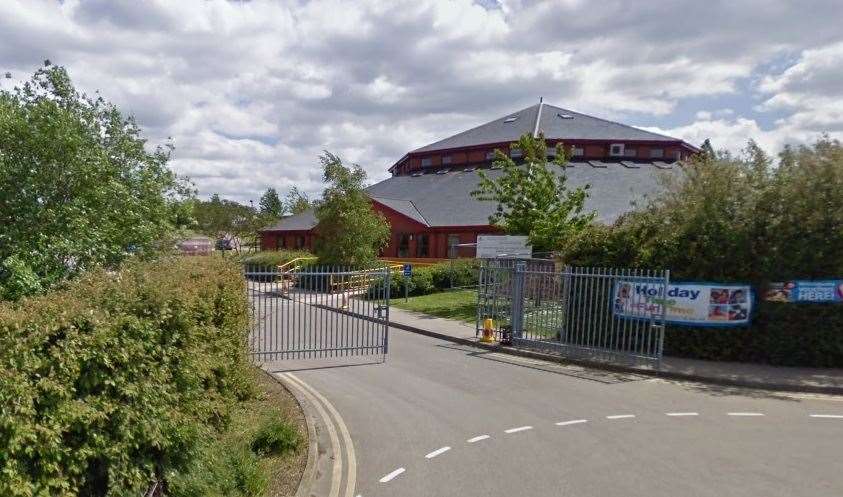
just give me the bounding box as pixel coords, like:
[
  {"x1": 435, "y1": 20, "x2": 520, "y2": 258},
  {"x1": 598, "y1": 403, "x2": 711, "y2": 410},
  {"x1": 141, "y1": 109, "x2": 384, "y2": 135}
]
[{"x1": 260, "y1": 102, "x2": 695, "y2": 258}]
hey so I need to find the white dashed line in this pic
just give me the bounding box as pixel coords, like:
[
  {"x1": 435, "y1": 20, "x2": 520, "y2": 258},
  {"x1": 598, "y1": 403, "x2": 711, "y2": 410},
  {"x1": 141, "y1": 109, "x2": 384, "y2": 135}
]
[
  {"x1": 728, "y1": 412, "x2": 765, "y2": 416},
  {"x1": 607, "y1": 414, "x2": 636, "y2": 419},
  {"x1": 467, "y1": 435, "x2": 490, "y2": 443},
  {"x1": 666, "y1": 412, "x2": 699, "y2": 417},
  {"x1": 505, "y1": 425, "x2": 533, "y2": 434},
  {"x1": 379, "y1": 468, "x2": 405, "y2": 483},
  {"x1": 810, "y1": 414, "x2": 843, "y2": 419},
  {"x1": 425, "y1": 447, "x2": 451, "y2": 459},
  {"x1": 556, "y1": 419, "x2": 588, "y2": 426}
]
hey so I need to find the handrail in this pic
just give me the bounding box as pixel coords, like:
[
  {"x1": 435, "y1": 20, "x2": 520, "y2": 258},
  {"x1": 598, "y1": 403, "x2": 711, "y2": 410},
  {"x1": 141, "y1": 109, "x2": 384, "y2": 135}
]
[{"x1": 277, "y1": 256, "x2": 317, "y2": 273}]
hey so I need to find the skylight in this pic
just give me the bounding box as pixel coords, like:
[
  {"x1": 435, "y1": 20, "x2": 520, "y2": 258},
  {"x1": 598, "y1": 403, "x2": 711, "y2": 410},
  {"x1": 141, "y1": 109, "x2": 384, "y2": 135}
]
[
  {"x1": 557, "y1": 113, "x2": 574, "y2": 119},
  {"x1": 503, "y1": 116, "x2": 519, "y2": 123}
]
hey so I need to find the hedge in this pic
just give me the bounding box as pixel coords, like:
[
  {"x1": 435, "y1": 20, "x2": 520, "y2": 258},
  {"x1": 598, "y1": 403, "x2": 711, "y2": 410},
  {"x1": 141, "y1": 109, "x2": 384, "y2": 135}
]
[
  {"x1": 367, "y1": 259, "x2": 480, "y2": 299},
  {"x1": 0, "y1": 256, "x2": 253, "y2": 497}
]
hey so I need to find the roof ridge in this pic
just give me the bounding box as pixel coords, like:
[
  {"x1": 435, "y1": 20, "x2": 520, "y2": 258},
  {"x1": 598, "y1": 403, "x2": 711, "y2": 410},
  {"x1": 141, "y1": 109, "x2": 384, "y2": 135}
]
[
  {"x1": 410, "y1": 103, "x2": 540, "y2": 153},
  {"x1": 542, "y1": 104, "x2": 681, "y2": 142}
]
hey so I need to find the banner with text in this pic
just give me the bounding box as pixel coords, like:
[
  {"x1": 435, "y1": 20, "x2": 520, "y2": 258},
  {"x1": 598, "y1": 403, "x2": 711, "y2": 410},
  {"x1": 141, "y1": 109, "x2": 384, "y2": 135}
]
[
  {"x1": 764, "y1": 280, "x2": 843, "y2": 303},
  {"x1": 613, "y1": 281, "x2": 752, "y2": 327}
]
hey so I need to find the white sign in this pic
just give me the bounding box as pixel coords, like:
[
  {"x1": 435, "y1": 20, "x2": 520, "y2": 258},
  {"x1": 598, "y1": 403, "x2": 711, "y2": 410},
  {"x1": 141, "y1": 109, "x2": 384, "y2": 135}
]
[
  {"x1": 476, "y1": 235, "x2": 532, "y2": 259},
  {"x1": 613, "y1": 281, "x2": 752, "y2": 327}
]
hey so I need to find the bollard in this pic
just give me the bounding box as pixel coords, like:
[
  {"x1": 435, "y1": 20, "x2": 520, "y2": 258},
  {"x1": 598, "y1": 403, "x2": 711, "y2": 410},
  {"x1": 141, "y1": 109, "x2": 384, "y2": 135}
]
[{"x1": 480, "y1": 317, "x2": 495, "y2": 343}]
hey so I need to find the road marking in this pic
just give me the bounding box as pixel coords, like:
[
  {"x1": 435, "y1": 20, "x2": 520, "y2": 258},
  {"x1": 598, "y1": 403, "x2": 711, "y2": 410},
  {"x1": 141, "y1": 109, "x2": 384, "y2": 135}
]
[
  {"x1": 286, "y1": 373, "x2": 358, "y2": 497},
  {"x1": 505, "y1": 425, "x2": 533, "y2": 434},
  {"x1": 728, "y1": 412, "x2": 765, "y2": 416},
  {"x1": 666, "y1": 412, "x2": 699, "y2": 416},
  {"x1": 607, "y1": 414, "x2": 636, "y2": 419},
  {"x1": 379, "y1": 468, "x2": 405, "y2": 483},
  {"x1": 277, "y1": 374, "x2": 343, "y2": 497},
  {"x1": 425, "y1": 446, "x2": 451, "y2": 459},
  {"x1": 556, "y1": 419, "x2": 588, "y2": 426},
  {"x1": 810, "y1": 414, "x2": 843, "y2": 419},
  {"x1": 467, "y1": 435, "x2": 490, "y2": 443}
]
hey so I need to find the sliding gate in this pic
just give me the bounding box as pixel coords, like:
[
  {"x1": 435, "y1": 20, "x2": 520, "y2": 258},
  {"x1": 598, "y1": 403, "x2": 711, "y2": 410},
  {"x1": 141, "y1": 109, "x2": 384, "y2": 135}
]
[
  {"x1": 478, "y1": 260, "x2": 670, "y2": 364},
  {"x1": 246, "y1": 265, "x2": 391, "y2": 361}
]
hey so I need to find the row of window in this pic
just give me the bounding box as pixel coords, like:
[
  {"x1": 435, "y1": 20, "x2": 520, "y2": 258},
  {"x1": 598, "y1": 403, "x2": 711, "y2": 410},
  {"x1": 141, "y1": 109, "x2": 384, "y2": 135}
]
[
  {"x1": 396, "y1": 233, "x2": 463, "y2": 258},
  {"x1": 416, "y1": 145, "x2": 678, "y2": 168}
]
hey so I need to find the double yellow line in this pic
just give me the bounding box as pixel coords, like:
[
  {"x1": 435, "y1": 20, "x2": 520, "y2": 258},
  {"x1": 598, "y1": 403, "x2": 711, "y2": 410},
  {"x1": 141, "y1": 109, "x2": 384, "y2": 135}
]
[{"x1": 278, "y1": 372, "x2": 357, "y2": 497}]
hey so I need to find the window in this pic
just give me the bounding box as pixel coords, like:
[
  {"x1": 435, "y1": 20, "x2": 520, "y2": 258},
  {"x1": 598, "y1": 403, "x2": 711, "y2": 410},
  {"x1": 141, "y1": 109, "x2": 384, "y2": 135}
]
[
  {"x1": 623, "y1": 148, "x2": 637, "y2": 157},
  {"x1": 398, "y1": 233, "x2": 411, "y2": 257},
  {"x1": 421, "y1": 157, "x2": 432, "y2": 167},
  {"x1": 650, "y1": 148, "x2": 664, "y2": 158},
  {"x1": 510, "y1": 148, "x2": 522, "y2": 158},
  {"x1": 447, "y1": 234, "x2": 460, "y2": 259},
  {"x1": 485, "y1": 151, "x2": 495, "y2": 160},
  {"x1": 546, "y1": 147, "x2": 557, "y2": 157},
  {"x1": 278, "y1": 236, "x2": 287, "y2": 249},
  {"x1": 442, "y1": 155, "x2": 452, "y2": 165},
  {"x1": 416, "y1": 234, "x2": 429, "y2": 257},
  {"x1": 296, "y1": 236, "x2": 305, "y2": 249},
  {"x1": 572, "y1": 147, "x2": 584, "y2": 157},
  {"x1": 609, "y1": 143, "x2": 625, "y2": 156},
  {"x1": 674, "y1": 150, "x2": 682, "y2": 160}
]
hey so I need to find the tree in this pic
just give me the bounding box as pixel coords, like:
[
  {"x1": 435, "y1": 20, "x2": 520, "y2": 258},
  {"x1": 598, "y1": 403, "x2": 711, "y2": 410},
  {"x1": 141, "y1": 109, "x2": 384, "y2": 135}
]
[
  {"x1": 313, "y1": 152, "x2": 390, "y2": 265},
  {"x1": 285, "y1": 186, "x2": 312, "y2": 214},
  {"x1": 471, "y1": 133, "x2": 594, "y2": 254},
  {"x1": 259, "y1": 187, "x2": 285, "y2": 218},
  {"x1": 699, "y1": 138, "x2": 717, "y2": 162},
  {"x1": 0, "y1": 63, "x2": 191, "y2": 295},
  {"x1": 192, "y1": 195, "x2": 260, "y2": 253}
]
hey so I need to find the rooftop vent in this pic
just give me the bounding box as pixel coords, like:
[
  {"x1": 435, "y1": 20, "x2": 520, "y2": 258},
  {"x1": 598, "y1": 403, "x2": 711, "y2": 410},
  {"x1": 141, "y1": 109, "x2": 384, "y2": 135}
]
[
  {"x1": 503, "y1": 116, "x2": 519, "y2": 123},
  {"x1": 463, "y1": 167, "x2": 476, "y2": 172},
  {"x1": 557, "y1": 113, "x2": 574, "y2": 119},
  {"x1": 411, "y1": 171, "x2": 424, "y2": 177},
  {"x1": 435, "y1": 168, "x2": 450, "y2": 175}
]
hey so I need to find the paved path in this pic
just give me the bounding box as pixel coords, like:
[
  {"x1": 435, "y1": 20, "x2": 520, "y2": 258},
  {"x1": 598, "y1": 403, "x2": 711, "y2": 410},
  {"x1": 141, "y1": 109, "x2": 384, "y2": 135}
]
[{"x1": 264, "y1": 326, "x2": 843, "y2": 497}]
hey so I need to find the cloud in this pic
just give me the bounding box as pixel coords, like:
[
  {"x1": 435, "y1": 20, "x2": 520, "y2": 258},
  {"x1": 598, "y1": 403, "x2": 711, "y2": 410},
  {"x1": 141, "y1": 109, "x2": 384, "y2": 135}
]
[{"x1": 1, "y1": 0, "x2": 842, "y2": 203}]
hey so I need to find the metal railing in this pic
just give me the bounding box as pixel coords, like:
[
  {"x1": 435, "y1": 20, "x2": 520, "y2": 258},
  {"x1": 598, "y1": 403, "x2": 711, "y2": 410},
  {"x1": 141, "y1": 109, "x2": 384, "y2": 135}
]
[{"x1": 477, "y1": 260, "x2": 669, "y2": 364}]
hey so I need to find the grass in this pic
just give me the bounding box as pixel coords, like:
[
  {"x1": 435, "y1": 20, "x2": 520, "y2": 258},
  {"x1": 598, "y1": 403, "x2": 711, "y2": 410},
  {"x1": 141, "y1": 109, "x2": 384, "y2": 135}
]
[
  {"x1": 391, "y1": 289, "x2": 477, "y2": 323},
  {"x1": 167, "y1": 368, "x2": 307, "y2": 497}
]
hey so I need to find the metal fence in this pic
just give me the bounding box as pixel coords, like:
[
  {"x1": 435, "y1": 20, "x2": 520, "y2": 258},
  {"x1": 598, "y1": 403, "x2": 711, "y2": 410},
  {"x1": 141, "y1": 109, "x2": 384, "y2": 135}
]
[
  {"x1": 477, "y1": 260, "x2": 670, "y2": 364},
  {"x1": 245, "y1": 265, "x2": 391, "y2": 361}
]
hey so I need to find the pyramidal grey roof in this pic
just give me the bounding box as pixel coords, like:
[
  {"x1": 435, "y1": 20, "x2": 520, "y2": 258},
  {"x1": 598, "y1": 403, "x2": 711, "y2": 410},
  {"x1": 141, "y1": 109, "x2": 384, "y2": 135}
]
[
  {"x1": 262, "y1": 162, "x2": 680, "y2": 232},
  {"x1": 411, "y1": 103, "x2": 681, "y2": 154}
]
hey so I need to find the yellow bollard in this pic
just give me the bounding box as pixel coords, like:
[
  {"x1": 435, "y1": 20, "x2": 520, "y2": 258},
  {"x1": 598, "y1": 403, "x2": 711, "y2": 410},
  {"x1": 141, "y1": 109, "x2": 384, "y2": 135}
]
[{"x1": 480, "y1": 317, "x2": 495, "y2": 343}]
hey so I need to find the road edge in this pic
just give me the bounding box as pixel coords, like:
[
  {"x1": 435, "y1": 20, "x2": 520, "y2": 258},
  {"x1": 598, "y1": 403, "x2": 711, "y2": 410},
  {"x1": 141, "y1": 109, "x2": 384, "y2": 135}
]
[
  {"x1": 263, "y1": 370, "x2": 319, "y2": 497},
  {"x1": 388, "y1": 320, "x2": 843, "y2": 396}
]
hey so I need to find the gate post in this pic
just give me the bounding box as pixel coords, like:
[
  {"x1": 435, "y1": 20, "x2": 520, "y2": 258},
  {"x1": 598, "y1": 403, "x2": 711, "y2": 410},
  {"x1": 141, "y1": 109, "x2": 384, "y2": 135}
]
[
  {"x1": 511, "y1": 261, "x2": 526, "y2": 339},
  {"x1": 656, "y1": 269, "x2": 670, "y2": 365},
  {"x1": 559, "y1": 265, "x2": 572, "y2": 343}
]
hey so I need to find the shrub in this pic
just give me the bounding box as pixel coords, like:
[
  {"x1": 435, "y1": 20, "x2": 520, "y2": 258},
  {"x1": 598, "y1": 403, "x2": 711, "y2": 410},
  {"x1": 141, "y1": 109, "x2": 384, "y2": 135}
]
[
  {"x1": 242, "y1": 250, "x2": 315, "y2": 268},
  {"x1": 250, "y1": 418, "x2": 300, "y2": 456},
  {"x1": 0, "y1": 255, "x2": 42, "y2": 301},
  {"x1": 0, "y1": 256, "x2": 253, "y2": 497},
  {"x1": 366, "y1": 260, "x2": 480, "y2": 299}
]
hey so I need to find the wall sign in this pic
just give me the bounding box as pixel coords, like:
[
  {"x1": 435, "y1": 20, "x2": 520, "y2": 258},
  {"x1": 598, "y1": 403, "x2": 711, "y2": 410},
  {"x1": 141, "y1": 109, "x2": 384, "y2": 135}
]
[
  {"x1": 476, "y1": 235, "x2": 532, "y2": 259},
  {"x1": 613, "y1": 281, "x2": 753, "y2": 327},
  {"x1": 764, "y1": 280, "x2": 843, "y2": 303}
]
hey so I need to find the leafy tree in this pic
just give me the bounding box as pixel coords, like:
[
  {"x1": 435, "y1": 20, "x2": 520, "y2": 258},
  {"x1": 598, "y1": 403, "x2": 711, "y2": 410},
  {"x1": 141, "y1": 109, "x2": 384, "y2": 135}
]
[
  {"x1": 471, "y1": 133, "x2": 594, "y2": 253},
  {"x1": 313, "y1": 152, "x2": 390, "y2": 265},
  {"x1": 259, "y1": 187, "x2": 285, "y2": 218},
  {"x1": 699, "y1": 138, "x2": 716, "y2": 162},
  {"x1": 0, "y1": 63, "x2": 191, "y2": 293},
  {"x1": 285, "y1": 186, "x2": 312, "y2": 214},
  {"x1": 192, "y1": 195, "x2": 264, "y2": 253}
]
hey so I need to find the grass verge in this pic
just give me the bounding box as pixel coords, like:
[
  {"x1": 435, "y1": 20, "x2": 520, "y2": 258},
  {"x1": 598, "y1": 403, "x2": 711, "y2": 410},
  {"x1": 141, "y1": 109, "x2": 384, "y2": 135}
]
[
  {"x1": 167, "y1": 368, "x2": 308, "y2": 497},
  {"x1": 391, "y1": 289, "x2": 477, "y2": 323}
]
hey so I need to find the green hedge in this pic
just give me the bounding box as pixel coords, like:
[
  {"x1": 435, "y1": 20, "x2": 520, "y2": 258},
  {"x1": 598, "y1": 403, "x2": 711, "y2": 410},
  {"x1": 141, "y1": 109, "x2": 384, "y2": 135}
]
[
  {"x1": 241, "y1": 250, "x2": 315, "y2": 268},
  {"x1": 368, "y1": 259, "x2": 479, "y2": 299},
  {"x1": 0, "y1": 257, "x2": 253, "y2": 497}
]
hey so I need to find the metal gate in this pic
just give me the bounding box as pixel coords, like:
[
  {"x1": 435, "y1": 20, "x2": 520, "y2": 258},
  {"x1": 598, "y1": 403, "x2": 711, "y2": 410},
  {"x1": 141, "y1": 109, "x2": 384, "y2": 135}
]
[
  {"x1": 478, "y1": 260, "x2": 669, "y2": 364},
  {"x1": 245, "y1": 264, "x2": 391, "y2": 361}
]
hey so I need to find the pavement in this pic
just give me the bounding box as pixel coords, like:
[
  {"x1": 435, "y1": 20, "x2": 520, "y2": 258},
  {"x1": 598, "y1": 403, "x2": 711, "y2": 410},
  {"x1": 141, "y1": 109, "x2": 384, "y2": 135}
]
[
  {"x1": 259, "y1": 301, "x2": 843, "y2": 497},
  {"x1": 386, "y1": 305, "x2": 843, "y2": 395}
]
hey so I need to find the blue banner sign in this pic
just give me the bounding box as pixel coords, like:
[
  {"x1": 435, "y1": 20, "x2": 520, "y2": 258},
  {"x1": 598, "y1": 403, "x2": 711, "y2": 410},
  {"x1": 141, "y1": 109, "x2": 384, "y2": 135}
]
[
  {"x1": 614, "y1": 281, "x2": 753, "y2": 327},
  {"x1": 764, "y1": 280, "x2": 843, "y2": 303},
  {"x1": 403, "y1": 264, "x2": 412, "y2": 277}
]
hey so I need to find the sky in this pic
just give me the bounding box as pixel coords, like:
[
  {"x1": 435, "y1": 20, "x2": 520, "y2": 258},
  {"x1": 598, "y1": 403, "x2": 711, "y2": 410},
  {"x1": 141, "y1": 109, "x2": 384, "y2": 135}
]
[{"x1": 2, "y1": 0, "x2": 842, "y2": 203}]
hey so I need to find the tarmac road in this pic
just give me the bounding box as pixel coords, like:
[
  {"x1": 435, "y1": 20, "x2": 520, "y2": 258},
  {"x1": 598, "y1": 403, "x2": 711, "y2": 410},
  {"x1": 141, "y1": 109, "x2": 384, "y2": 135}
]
[{"x1": 263, "y1": 319, "x2": 843, "y2": 497}]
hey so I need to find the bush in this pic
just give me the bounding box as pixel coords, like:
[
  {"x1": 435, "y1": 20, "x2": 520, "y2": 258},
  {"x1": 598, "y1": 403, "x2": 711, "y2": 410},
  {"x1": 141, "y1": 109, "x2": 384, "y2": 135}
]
[
  {"x1": 0, "y1": 256, "x2": 253, "y2": 497},
  {"x1": 242, "y1": 250, "x2": 315, "y2": 268},
  {"x1": 250, "y1": 418, "x2": 300, "y2": 457},
  {"x1": 0, "y1": 255, "x2": 42, "y2": 301},
  {"x1": 366, "y1": 260, "x2": 480, "y2": 299}
]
